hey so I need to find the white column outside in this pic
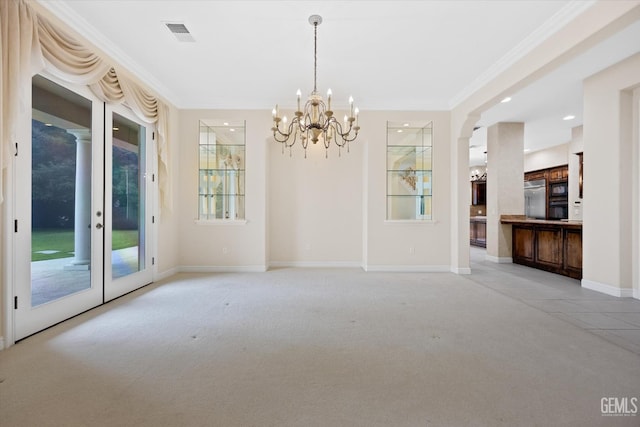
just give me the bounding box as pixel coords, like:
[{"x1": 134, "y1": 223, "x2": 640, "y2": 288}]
[{"x1": 65, "y1": 129, "x2": 92, "y2": 270}]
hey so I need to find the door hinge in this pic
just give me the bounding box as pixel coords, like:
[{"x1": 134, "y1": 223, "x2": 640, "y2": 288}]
[
  {"x1": 152, "y1": 131, "x2": 155, "y2": 140},
  {"x1": 152, "y1": 257, "x2": 155, "y2": 265},
  {"x1": 14, "y1": 296, "x2": 18, "y2": 309},
  {"x1": 152, "y1": 173, "x2": 155, "y2": 182},
  {"x1": 15, "y1": 142, "x2": 18, "y2": 157},
  {"x1": 152, "y1": 215, "x2": 155, "y2": 224},
  {"x1": 14, "y1": 219, "x2": 18, "y2": 233}
]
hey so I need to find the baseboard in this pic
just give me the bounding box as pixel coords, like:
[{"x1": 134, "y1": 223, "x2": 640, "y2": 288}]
[
  {"x1": 634, "y1": 289, "x2": 639, "y2": 300},
  {"x1": 364, "y1": 265, "x2": 450, "y2": 273},
  {"x1": 582, "y1": 279, "x2": 635, "y2": 298},
  {"x1": 485, "y1": 254, "x2": 513, "y2": 264},
  {"x1": 180, "y1": 265, "x2": 268, "y2": 273},
  {"x1": 269, "y1": 261, "x2": 363, "y2": 269},
  {"x1": 451, "y1": 267, "x2": 472, "y2": 275},
  {"x1": 155, "y1": 267, "x2": 179, "y2": 281},
  {"x1": 0, "y1": 336, "x2": 5, "y2": 351}
]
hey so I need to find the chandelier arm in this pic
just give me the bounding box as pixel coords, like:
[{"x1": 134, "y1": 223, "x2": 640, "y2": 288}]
[
  {"x1": 329, "y1": 119, "x2": 359, "y2": 145},
  {"x1": 272, "y1": 124, "x2": 291, "y2": 142},
  {"x1": 283, "y1": 125, "x2": 299, "y2": 149},
  {"x1": 327, "y1": 121, "x2": 346, "y2": 147},
  {"x1": 339, "y1": 119, "x2": 360, "y2": 142},
  {"x1": 272, "y1": 121, "x2": 299, "y2": 147}
]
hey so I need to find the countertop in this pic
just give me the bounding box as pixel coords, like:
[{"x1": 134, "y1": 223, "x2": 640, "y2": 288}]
[{"x1": 500, "y1": 215, "x2": 582, "y2": 228}]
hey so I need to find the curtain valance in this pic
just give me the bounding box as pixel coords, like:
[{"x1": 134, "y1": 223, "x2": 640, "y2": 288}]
[{"x1": 1, "y1": 0, "x2": 171, "y2": 209}]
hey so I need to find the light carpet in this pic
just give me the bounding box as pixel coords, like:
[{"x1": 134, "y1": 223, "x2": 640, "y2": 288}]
[{"x1": 1, "y1": 268, "x2": 639, "y2": 426}]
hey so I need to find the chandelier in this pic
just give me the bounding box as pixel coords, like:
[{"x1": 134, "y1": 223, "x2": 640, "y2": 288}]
[{"x1": 272, "y1": 15, "x2": 360, "y2": 158}]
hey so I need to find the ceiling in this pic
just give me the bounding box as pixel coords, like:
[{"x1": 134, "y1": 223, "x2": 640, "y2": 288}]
[
  {"x1": 470, "y1": 15, "x2": 640, "y2": 166},
  {"x1": 36, "y1": 1, "x2": 640, "y2": 164}
]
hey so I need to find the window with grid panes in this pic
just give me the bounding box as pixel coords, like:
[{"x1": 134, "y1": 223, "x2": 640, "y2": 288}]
[
  {"x1": 198, "y1": 120, "x2": 245, "y2": 220},
  {"x1": 386, "y1": 121, "x2": 432, "y2": 220}
]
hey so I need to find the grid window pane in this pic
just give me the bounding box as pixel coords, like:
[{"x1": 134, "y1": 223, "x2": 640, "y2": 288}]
[
  {"x1": 386, "y1": 122, "x2": 433, "y2": 220},
  {"x1": 198, "y1": 120, "x2": 246, "y2": 220}
]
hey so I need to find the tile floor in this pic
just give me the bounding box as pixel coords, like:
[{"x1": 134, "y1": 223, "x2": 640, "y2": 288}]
[{"x1": 469, "y1": 246, "x2": 640, "y2": 355}]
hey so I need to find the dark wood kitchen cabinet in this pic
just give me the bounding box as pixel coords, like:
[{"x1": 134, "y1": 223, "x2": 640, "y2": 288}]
[
  {"x1": 471, "y1": 181, "x2": 486, "y2": 205},
  {"x1": 502, "y1": 217, "x2": 582, "y2": 279},
  {"x1": 525, "y1": 165, "x2": 568, "y2": 183}
]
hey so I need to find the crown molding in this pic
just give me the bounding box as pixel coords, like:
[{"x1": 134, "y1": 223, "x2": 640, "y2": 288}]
[
  {"x1": 34, "y1": 0, "x2": 179, "y2": 106},
  {"x1": 448, "y1": 0, "x2": 597, "y2": 109}
]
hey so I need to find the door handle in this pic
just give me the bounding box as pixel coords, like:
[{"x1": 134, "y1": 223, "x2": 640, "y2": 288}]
[{"x1": 96, "y1": 223, "x2": 103, "y2": 229}]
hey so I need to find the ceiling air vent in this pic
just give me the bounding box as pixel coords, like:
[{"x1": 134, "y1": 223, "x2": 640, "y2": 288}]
[{"x1": 165, "y1": 22, "x2": 195, "y2": 42}]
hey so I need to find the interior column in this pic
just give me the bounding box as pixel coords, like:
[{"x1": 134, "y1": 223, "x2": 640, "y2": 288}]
[{"x1": 486, "y1": 122, "x2": 524, "y2": 262}]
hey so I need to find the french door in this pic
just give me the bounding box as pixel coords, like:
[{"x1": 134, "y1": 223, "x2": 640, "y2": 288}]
[
  {"x1": 104, "y1": 104, "x2": 154, "y2": 301},
  {"x1": 13, "y1": 74, "x2": 155, "y2": 341}
]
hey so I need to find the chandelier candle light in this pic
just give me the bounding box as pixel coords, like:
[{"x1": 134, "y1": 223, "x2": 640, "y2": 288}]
[{"x1": 272, "y1": 15, "x2": 360, "y2": 158}]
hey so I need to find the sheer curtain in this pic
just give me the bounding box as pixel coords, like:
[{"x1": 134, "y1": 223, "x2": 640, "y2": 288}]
[
  {"x1": 0, "y1": 0, "x2": 171, "y2": 209},
  {"x1": 0, "y1": 0, "x2": 39, "y2": 204}
]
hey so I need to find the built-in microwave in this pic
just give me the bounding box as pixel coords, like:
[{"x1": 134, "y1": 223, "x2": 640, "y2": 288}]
[{"x1": 549, "y1": 181, "x2": 568, "y2": 197}]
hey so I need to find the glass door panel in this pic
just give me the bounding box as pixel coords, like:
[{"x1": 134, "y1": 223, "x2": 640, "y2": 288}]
[
  {"x1": 15, "y1": 75, "x2": 104, "y2": 340},
  {"x1": 104, "y1": 105, "x2": 153, "y2": 301},
  {"x1": 111, "y1": 113, "x2": 145, "y2": 279},
  {"x1": 31, "y1": 120, "x2": 91, "y2": 306}
]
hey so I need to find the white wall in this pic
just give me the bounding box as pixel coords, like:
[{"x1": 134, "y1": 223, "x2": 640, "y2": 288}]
[
  {"x1": 582, "y1": 52, "x2": 640, "y2": 297},
  {"x1": 177, "y1": 109, "x2": 268, "y2": 271},
  {"x1": 364, "y1": 111, "x2": 451, "y2": 271},
  {"x1": 0, "y1": 178, "x2": 4, "y2": 348},
  {"x1": 524, "y1": 143, "x2": 569, "y2": 172},
  {"x1": 176, "y1": 109, "x2": 451, "y2": 271},
  {"x1": 268, "y1": 116, "x2": 363, "y2": 266},
  {"x1": 634, "y1": 88, "x2": 640, "y2": 299},
  {"x1": 176, "y1": 109, "x2": 455, "y2": 271}
]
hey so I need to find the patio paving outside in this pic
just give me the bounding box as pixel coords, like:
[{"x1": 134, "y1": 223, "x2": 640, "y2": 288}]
[{"x1": 31, "y1": 246, "x2": 139, "y2": 306}]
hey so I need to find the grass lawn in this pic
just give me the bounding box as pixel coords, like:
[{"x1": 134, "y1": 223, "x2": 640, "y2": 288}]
[{"x1": 32, "y1": 228, "x2": 139, "y2": 261}]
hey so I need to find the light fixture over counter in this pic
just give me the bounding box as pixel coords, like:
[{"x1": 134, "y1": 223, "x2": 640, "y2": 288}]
[{"x1": 271, "y1": 15, "x2": 360, "y2": 158}]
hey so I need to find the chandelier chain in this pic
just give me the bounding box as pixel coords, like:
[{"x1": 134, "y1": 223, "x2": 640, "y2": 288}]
[{"x1": 313, "y1": 21, "x2": 318, "y2": 93}]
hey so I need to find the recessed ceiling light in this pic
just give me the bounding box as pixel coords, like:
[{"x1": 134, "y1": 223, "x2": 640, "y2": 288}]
[
  {"x1": 223, "y1": 122, "x2": 229, "y2": 126},
  {"x1": 403, "y1": 123, "x2": 409, "y2": 127},
  {"x1": 397, "y1": 129, "x2": 403, "y2": 133},
  {"x1": 500, "y1": 96, "x2": 512, "y2": 103},
  {"x1": 230, "y1": 128, "x2": 235, "y2": 132},
  {"x1": 563, "y1": 115, "x2": 575, "y2": 121}
]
